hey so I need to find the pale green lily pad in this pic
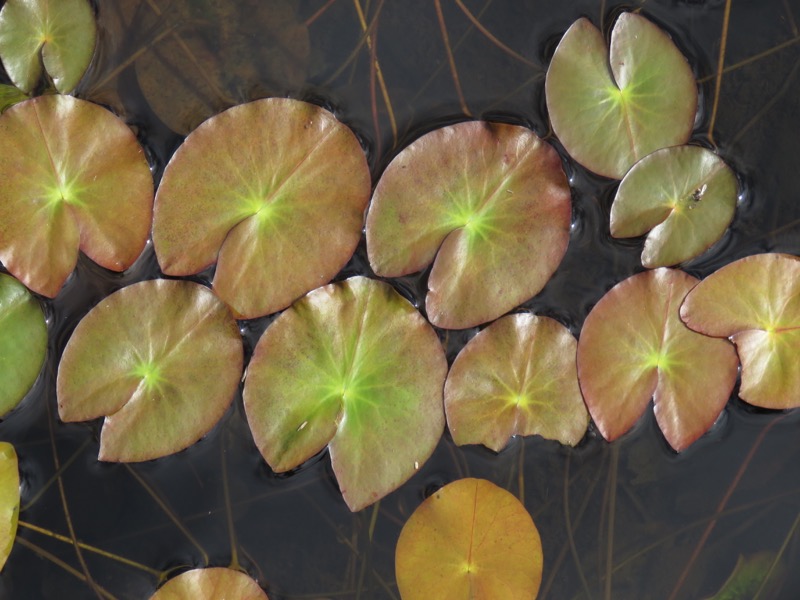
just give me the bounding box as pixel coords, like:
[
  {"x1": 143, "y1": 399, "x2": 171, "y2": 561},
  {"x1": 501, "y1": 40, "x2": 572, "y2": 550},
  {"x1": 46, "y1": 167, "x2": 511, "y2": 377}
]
[
  {"x1": 0, "y1": 442, "x2": 19, "y2": 571},
  {"x1": 243, "y1": 276, "x2": 447, "y2": 512},
  {"x1": 150, "y1": 568, "x2": 268, "y2": 600},
  {"x1": 545, "y1": 13, "x2": 697, "y2": 179},
  {"x1": 57, "y1": 279, "x2": 243, "y2": 462},
  {"x1": 445, "y1": 313, "x2": 588, "y2": 451},
  {"x1": 366, "y1": 121, "x2": 571, "y2": 330},
  {"x1": 153, "y1": 98, "x2": 370, "y2": 319},
  {"x1": 680, "y1": 253, "x2": 800, "y2": 409},
  {"x1": 611, "y1": 146, "x2": 738, "y2": 267},
  {"x1": 577, "y1": 268, "x2": 738, "y2": 451},
  {"x1": 0, "y1": 95, "x2": 154, "y2": 297},
  {"x1": 0, "y1": 84, "x2": 27, "y2": 113},
  {"x1": 0, "y1": 273, "x2": 47, "y2": 417},
  {"x1": 0, "y1": 0, "x2": 96, "y2": 93}
]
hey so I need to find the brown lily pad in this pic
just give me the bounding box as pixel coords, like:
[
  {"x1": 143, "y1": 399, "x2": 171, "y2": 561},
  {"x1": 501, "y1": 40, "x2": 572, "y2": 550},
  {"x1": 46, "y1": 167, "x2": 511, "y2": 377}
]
[{"x1": 150, "y1": 567, "x2": 268, "y2": 600}]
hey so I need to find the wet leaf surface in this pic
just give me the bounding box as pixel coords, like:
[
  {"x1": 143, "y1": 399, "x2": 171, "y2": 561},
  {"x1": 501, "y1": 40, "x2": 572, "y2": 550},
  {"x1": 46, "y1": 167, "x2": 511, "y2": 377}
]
[
  {"x1": 445, "y1": 313, "x2": 588, "y2": 451},
  {"x1": 0, "y1": 274, "x2": 47, "y2": 417},
  {"x1": 153, "y1": 98, "x2": 370, "y2": 319},
  {"x1": 680, "y1": 253, "x2": 800, "y2": 409},
  {"x1": 545, "y1": 13, "x2": 696, "y2": 179},
  {"x1": 0, "y1": 0, "x2": 96, "y2": 93},
  {"x1": 150, "y1": 567, "x2": 268, "y2": 600},
  {"x1": 0, "y1": 95, "x2": 154, "y2": 297},
  {"x1": 395, "y1": 478, "x2": 542, "y2": 600},
  {"x1": 577, "y1": 269, "x2": 738, "y2": 451},
  {"x1": 0, "y1": 443, "x2": 18, "y2": 572},
  {"x1": 57, "y1": 279, "x2": 243, "y2": 462},
  {"x1": 243, "y1": 277, "x2": 447, "y2": 512},
  {"x1": 611, "y1": 146, "x2": 738, "y2": 267},
  {"x1": 366, "y1": 121, "x2": 571, "y2": 329}
]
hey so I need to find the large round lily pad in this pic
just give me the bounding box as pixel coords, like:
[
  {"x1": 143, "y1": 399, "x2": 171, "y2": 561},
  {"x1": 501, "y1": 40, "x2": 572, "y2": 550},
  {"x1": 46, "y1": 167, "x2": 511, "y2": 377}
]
[
  {"x1": 395, "y1": 478, "x2": 543, "y2": 600},
  {"x1": 57, "y1": 279, "x2": 243, "y2": 462},
  {"x1": 545, "y1": 13, "x2": 697, "y2": 179},
  {"x1": 445, "y1": 313, "x2": 588, "y2": 451},
  {"x1": 366, "y1": 121, "x2": 571, "y2": 330},
  {"x1": 680, "y1": 253, "x2": 800, "y2": 409},
  {"x1": 150, "y1": 568, "x2": 268, "y2": 600},
  {"x1": 243, "y1": 276, "x2": 447, "y2": 512},
  {"x1": 0, "y1": 442, "x2": 19, "y2": 572},
  {"x1": 0, "y1": 0, "x2": 96, "y2": 93},
  {"x1": 577, "y1": 268, "x2": 738, "y2": 451},
  {"x1": 0, "y1": 94, "x2": 154, "y2": 297},
  {"x1": 0, "y1": 273, "x2": 47, "y2": 417},
  {"x1": 611, "y1": 146, "x2": 738, "y2": 267},
  {"x1": 153, "y1": 98, "x2": 371, "y2": 319}
]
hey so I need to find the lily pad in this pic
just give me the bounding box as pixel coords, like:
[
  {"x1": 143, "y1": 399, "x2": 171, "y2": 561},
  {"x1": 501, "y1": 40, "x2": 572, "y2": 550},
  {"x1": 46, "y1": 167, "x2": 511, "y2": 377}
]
[
  {"x1": 243, "y1": 276, "x2": 447, "y2": 512},
  {"x1": 0, "y1": 94, "x2": 154, "y2": 297},
  {"x1": 0, "y1": 273, "x2": 47, "y2": 417},
  {"x1": 545, "y1": 13, "x2": 697, "y2": 179},
  {"x1": 611, "y1": 146, "x2": 738, "y2": 267},
  {"x1": 366, "y1": 121, "x2": 571, "y2": 330},
  {"x1": 701, "y1": 552, "x2": 784, "y2": 600},
  {"x1": 444, "y1": 313, "x2": 588, "y2": 451},
  {"x1": 153, "y1": 98, "x2": 371, "y2": 319},
  {"x1": 0, "y1": 84, "x2": 27, "y2": 113},
  {"x1": 395, "y1": 478, "x2": 542, "y2": 600},
  {"x1": 0, "y1": 442, "x2": 19, "y2": 572},
  {"x1": 57, "y1": 279, "x2": 243, "y2": 462},
  {"x1": 0, "y1": 0, "x2": 96, "y2": 93},
  {"x1": 150, "y1": 568, "x2": 268, "y2": 600},
  {"x1": 680, "y1": 253, "x2": 800, "y2": 409},
  {"x1": 577, "y1": 268, "x2": 738, "y2": 451}
]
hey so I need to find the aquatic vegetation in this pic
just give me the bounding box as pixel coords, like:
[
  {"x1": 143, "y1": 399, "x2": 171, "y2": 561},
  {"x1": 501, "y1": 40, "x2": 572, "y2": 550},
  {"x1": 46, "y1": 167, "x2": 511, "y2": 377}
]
[
  {"x1": 0, "y1": 443, "x2": 18, "y2": 572},
  {"x1": 149, "y1": 567, "x2": 269, "y2": 600}
]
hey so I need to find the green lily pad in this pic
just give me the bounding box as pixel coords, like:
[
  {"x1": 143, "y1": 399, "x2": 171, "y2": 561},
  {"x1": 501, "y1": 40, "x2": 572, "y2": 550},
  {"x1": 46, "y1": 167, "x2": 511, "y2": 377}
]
[
  {"x1": 701, "y1": 552, "x2": 784, "y2": 600},
  {"x1": 153, "y1": 98, "x2": 370, "y2": 319},
  {"x1": 57, "y1": 279, "x2": 243, "y2": 462},
  {"x1": 444, "y1": 313, "x2": 588, "y2": 451},
  {"x1": 395, "y1": 478, "x2": 543, "y2": 600},
  {"x1": 0, "y1": 94, "x2": 154, "y2": 297},
  {"x1": 0, "y1": 273, "x2": 47, "y2": 417},
  {"x1": 680, "y1": 253, "x2": 800, "y2": 409},
  {"x1": 0, "y1": 84, "x2": 27, "y2": 113},
  {"x1": 366, "y1": 121, "x2": 571, "y2": 330},
  {"x1": 545, "y1": 13, "x2": 697, "y2": 179},
  {"x1": 577, "y1": 268, "x2": 738, "y2": 451},
  {"x1": 243, "y1": 276, "x2": 447, "y2": 512},
  {"x1": 0, "y1": 442, "x2": 19, "y2": 571},
  {"x1": 0, "y1": 0, "x2": 96, "y2": 93},
  {"x1": 611, "y1": 146, "x2": 739, "y2": 267},
  {"x1": 150, "y1": 567, "x2": 268, "y2": 600}
]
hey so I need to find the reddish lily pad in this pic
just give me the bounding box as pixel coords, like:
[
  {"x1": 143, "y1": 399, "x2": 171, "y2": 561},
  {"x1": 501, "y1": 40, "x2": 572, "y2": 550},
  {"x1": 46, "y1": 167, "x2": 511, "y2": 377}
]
[
  {"x1": 0, "y1": 0, "x2": 96, "y2": 93},
  {"x1": 243, "y1": 276, "x2": 447, "y2": 512},
  {"x1": 0, "y1": 442, "x2": 19, "y2": 572},
  {"x1": 153, "y1": 98, "x2": 370, "y2": 319},
  {"x1": 577, "y1": 268, "x2": 738, "y2": 451},
  {"x1": 395, "y1": 478, "x2": 542, "y2": 600},
  {"x1": 0, "y1": 94, "x2": 154, "y2": 297},
  {"x1": 0, "y1": 273, "x2": 47, "y2": 417},
  {"x1": 545, "y1": 13, "x2": 697, "y2": 179},
  {"x1": 611, "y1": 146, "x2": 738, "y2": 267},
  {"x1": 150, "y1": 568, "x2": 268, "y2": 600},
  {"x1": 57, "y1": 279, "x2": 243, "y2": 462},
  {"x1": 445, "y1": 313, "x2": 588, "y2": 451},
  {"x1": 680, "y1": 253, "x2": 800, "y2": 409},
  {"x1": 366, "y1": 121, "x2": 571, "y2": 330}
]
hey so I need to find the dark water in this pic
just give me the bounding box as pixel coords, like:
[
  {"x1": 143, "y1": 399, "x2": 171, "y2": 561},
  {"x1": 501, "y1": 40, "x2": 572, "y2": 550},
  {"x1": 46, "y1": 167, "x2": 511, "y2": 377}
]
[{"x1": 1, "y1": 0, "x2": 799, "y2": 598}]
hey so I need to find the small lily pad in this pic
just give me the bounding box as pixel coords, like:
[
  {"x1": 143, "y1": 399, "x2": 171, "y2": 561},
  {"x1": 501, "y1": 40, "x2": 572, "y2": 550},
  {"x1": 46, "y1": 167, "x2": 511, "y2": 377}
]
[
  {"x1": 680, "y1": 253, "x2": 800, "y2": 409},
  {"x1": 243, "y1": 276, "x2": 447, "y2": 512},
  {"x1": 0, "y1": 0, "x2": 96, "y2": 93},
  {"x1": 701, "y1": 552, "x2": 783, "y2": 600},
  {"x1": 0, "y1": 442, "x2": 19, "y2": 571},
  {"x1": 366, "y1": 121, "x2": 571, "y2": 330},
  {"x1": 444, "y1": 313, "x2": 588, "y2": 451},
  {"x1": 577, "y1": 268, "x2": 738, "y2": 451},
  {"x1": 611, "y1": 146, "x2": 738, "y2": 267},
  {"x1": 0, "y1": 273, "x2": 47, "y2": 417},
  {"x1": 150, "y1": 567, "x2": 268, "y2": 600},
  {"x1": 153, "y1": 98, "x2": 371, "y2": 319},
  {"x1": 545, "y1": 13, "x2": 697, "y2": 179},
  {"x1": 57, "y1": 279, "x2": 243, "y2": 462},
  {"x1": 0, "y1": 94, "x2": 154, "y2": 297},
  {"x1": 0, "y1": 84, "x2": 27, "y2": 113},
  {"x1": 395, "y1": 478, "x2": 543, "y2": 600}
]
